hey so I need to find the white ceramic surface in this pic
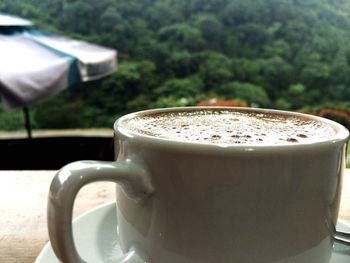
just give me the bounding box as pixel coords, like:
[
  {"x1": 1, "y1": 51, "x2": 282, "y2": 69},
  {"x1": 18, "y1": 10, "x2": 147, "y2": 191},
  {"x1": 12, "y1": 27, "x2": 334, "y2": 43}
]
[
  {"x1": 36, "y1": 202, "x2": 350, "y2": 263},
  {"x1": 47, "y1": 107, "x2": 349, "y2": 263}
]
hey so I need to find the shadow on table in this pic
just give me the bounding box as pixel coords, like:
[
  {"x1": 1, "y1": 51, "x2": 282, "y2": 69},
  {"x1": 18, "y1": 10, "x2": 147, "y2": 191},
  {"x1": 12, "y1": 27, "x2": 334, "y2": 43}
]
[{"x1": 0, "y1": 137, "x2": 115, "y2": 170}]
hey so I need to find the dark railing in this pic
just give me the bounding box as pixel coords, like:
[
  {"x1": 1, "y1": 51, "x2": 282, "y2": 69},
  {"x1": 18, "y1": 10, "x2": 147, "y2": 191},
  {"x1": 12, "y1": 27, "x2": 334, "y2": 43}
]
[{"x1": 0, "y1": 136, "x2": 114, "y2": 170}]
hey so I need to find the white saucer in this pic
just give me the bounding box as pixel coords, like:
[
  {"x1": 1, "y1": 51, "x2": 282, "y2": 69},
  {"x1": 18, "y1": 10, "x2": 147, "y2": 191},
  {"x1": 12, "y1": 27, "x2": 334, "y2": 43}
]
[{"x1": 35, "y1": 202, "x2": 350, "y2": 263}]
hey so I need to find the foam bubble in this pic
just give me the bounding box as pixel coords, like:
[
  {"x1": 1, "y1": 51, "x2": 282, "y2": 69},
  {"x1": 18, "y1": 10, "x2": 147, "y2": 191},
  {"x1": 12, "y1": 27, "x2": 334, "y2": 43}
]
[{"x1": 122, "y1": 109, "x2": 336, "y2": 145}]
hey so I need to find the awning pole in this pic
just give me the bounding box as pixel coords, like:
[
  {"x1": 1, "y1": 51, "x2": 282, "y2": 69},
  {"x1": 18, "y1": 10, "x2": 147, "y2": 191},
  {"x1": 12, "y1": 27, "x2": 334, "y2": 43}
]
[{"x1": 23, "y1": 107, "x2": 32, "y2": 139}]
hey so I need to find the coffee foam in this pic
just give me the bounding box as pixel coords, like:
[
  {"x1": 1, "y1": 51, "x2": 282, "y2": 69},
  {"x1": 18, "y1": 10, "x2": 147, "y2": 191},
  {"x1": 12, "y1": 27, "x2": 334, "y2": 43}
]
[{"x1": 122, "y1": 109, "x2": 336, "y2": 145}]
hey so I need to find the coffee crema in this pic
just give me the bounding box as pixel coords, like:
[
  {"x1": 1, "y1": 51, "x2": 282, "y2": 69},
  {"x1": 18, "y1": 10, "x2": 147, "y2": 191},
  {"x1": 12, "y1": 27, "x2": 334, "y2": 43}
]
[{"x1": 122, "y1": 109, "x2": 336, "y2": 145}]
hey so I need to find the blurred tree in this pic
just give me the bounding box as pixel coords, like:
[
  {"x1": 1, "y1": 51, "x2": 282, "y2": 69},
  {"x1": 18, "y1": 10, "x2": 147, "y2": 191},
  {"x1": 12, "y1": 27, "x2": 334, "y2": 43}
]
[
  {"x1": 198, "y1": 52, "x2": 233, "y2": 90},
  {"x1": 33, "y1": 94, "x2": 97, "y2": 129},
  {"x1": 126, "y1": 94, "x2": 152, "y2": 112},
  {"x1": 158, "y1": 23, "x2": 204, "y2": 51},
  {"x1": 232, "y1": 58, "x2": 263, "y2": 85},
  {"x1": 274, "y1": 98, "x2": 292, "y2": 110},
  {"x1": 0, "y1": 108, "x2": 24, "y2": 131},
  {"x1": 154, "y1": 76, "x2": 203, "y2": 102},
  {"x1": 217, "y1": 82, "x2": 270, "y2": 107},
  {"x1": 299, "y1": 53, "x2": 330, "y2": 89},
  {"x1": 87, "y1": 60, "x2": 156, "y2": 115},
  {"x1": 150, "y1": 96, "x2": 188, "y2": 108},
  {"x1": 193, "y1": 14, "x2": 224, "y2": 50},
  {"x1": 2, "y1": 0, "x2": 350, "y2": 129},
  {"x1": 146, "y1": 1, "x2": 183, "y2": 29},
  {"x1": 165, "y1": 51, "x2": 200, "y2": 78},
  {"x1": 260, "y1": 56, "x2": 294, "y2": 99},
  {"x1": 284, "y1": 83, "x2": 306, "y2": 109},
  {"x1": 60, "y1": 1, "x2": 95, "y2": 34},
  {"x1": 236, "y1": 23, "x2": 271, "y2": 50},
  {"x1": 263, "y1": 39, "x2": 291, "y2": 59}
]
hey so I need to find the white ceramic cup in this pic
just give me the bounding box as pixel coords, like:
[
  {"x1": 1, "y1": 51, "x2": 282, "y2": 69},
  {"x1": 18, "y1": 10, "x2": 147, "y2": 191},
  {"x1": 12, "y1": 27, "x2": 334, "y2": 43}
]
[{"x1": 48, "y1": 107, "x2": 350, "y2": 263}]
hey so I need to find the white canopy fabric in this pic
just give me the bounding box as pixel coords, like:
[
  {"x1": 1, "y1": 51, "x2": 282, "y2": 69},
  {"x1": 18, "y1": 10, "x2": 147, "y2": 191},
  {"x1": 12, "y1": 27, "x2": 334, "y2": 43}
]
[
  {"x1": 0, "y1": 34, "x2": 72, "y2": 110},
  {"x1": 0, "y1": 12, "x2": 33, "y2": 26},
  {"x1": 0, "y1": 14, "x2": 117, "y2": 111},
  {"x1": 27, "y1": 33, "x2": 117, "y2": 82}
]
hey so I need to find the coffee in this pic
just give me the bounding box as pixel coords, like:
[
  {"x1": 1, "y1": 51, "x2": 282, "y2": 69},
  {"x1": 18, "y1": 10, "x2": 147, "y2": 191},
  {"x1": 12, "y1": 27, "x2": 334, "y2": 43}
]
[
  {"x1": 49, "y1": 106, "x2": 349, "y2": 263},
  {"x1": 122, "y1": 108, "x2": 336, "y2": 145}
]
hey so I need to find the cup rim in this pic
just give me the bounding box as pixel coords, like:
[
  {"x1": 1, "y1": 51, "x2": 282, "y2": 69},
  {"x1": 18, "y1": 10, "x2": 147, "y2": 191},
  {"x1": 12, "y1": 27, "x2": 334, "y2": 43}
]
[{"x1": 114, "y1": 106, "x2": 350, "y2": 153}]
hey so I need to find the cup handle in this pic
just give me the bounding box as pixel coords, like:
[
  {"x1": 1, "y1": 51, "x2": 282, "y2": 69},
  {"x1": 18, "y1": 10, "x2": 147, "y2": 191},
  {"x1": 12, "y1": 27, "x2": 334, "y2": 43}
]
[{"x1": 47, "y1": 160, "x2": 154, "y2": 263}]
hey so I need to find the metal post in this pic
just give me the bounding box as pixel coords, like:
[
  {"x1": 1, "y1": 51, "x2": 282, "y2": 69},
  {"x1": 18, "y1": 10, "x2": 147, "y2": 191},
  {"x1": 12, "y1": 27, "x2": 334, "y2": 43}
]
[{"x1": 23, "y1": 107, "x2": 32, "y2": 139}]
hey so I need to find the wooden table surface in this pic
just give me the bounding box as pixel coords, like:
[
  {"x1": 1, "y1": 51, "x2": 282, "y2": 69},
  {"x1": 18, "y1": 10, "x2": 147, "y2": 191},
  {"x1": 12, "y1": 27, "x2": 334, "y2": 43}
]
[{"x1": 0, "y1": 170, "x2": 349, "y2": 263}]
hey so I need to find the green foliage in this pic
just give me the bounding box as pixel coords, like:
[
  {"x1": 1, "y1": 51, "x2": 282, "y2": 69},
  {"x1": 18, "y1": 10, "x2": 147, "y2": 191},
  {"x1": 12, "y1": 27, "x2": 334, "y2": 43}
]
[
  {"x1": 198, "y1": 52, "x2": 233, "y2": 90},
  {"x1": 158, "y1": 23, "x2": 204, "y2": 51},
  {"x1": 126, "y1": 94, "x2": 152, "y2": 112},
  {"x1": 87, "y1": 60, "x2": 157, "y2": 115},
  {"x1": 150, "y1": 96, "x2": 188, "y2": 109},
  {"x1": 33, "y1": 93, "x2": 102, "y2": 129},
  {"x1": 284, "y1": 83, "x2": 307, "y2": 109},
  {"x1": 166, "y1": 51, "x2": 199, "y2": 78},
  {"x1": 217, "y1": 82, "x2": 270, "y2": 107},
  {"x1": 0, "y1": 108, "x2": 24, "y2": 131},
  {"x1": 1, "y1": 0, "x2": 350, "y2": 129},
  {"x1": 193, "y1": 14, "x2": 224, "y2": 50},
  {"x1": 154, "y1": 76, "x2": 203, "y2": 102},
  {"x1": 274, "y1": 98, "x2": 292, "y2": 110}
]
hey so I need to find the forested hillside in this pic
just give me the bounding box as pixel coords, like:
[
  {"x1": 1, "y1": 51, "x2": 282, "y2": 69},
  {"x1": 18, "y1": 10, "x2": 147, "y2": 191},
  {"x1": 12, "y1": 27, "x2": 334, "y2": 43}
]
[{"x1": 1, "y1": 0, "x2": 350, "y2": 129}]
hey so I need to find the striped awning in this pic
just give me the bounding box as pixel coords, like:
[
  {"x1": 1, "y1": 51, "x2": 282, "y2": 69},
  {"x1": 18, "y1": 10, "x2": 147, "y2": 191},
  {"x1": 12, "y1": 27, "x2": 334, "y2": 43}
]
[{"x1": 0, "y1": 13, "x2": 117, "y2": 111}]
